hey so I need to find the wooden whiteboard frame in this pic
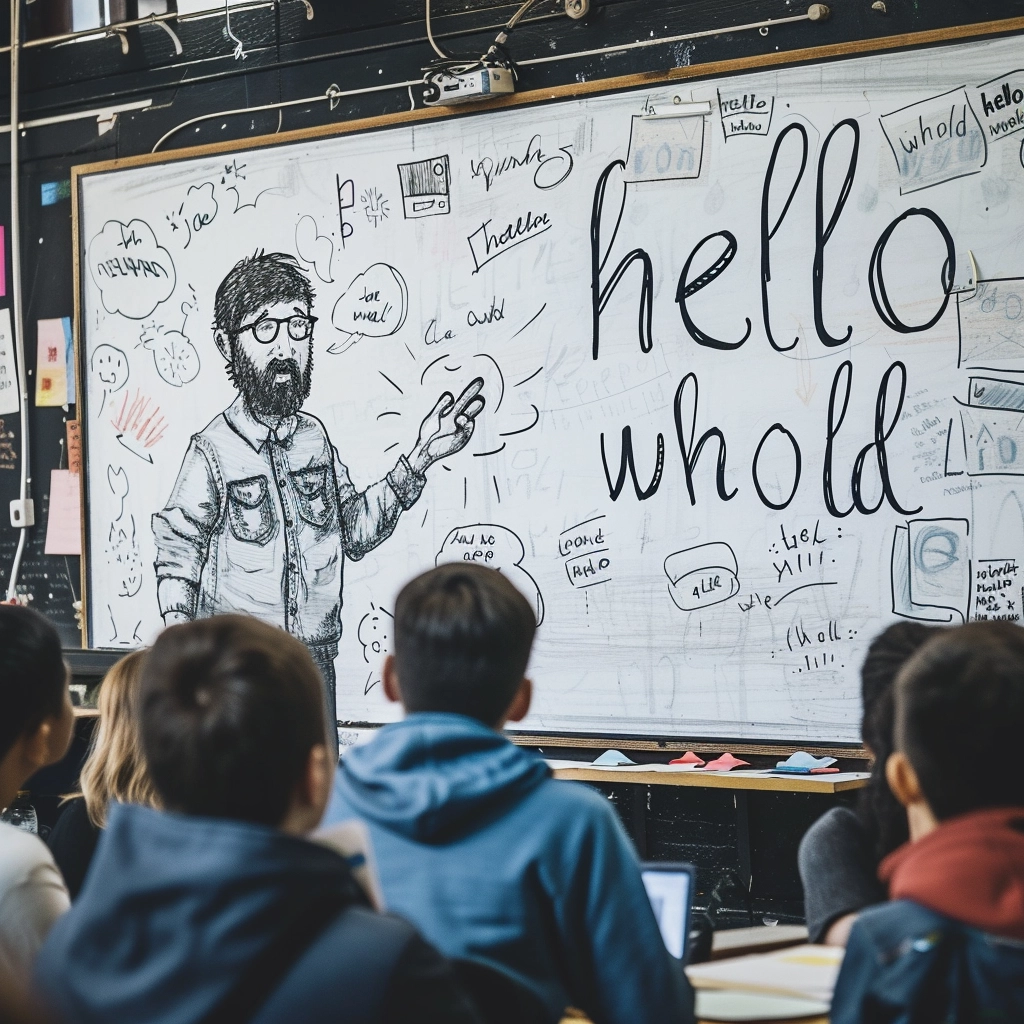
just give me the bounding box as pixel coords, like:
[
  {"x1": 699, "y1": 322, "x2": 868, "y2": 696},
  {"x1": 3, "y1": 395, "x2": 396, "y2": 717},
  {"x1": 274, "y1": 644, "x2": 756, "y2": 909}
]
[{"x1": 72, "y1": 15, "x2": 1024, "y2": 752}]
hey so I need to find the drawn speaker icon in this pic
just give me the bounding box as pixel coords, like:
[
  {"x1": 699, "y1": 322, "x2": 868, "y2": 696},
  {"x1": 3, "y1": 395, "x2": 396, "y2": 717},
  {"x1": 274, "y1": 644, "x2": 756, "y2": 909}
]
[{"x1": 397, "y1": 154, "x2": 451, "y2": 219}]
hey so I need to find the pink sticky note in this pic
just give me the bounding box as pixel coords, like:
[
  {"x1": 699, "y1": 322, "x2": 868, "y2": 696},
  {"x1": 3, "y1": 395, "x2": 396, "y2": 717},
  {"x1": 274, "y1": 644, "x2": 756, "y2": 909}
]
[
  {"x1": 670, "y1": 751, "x2": 706, "y2": 766},
  {"x1": 44, "y1": 469, "x2": 81, "y2": 555},
  {"x1": 702, "y1": 752, "x2": 751, "y2": 772}
]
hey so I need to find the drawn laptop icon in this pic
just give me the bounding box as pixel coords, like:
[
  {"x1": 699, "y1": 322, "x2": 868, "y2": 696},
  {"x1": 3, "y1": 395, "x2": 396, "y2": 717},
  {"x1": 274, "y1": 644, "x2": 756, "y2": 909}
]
[{"x1": 397, "y1": 155, "x2": 451, "y2": 219}]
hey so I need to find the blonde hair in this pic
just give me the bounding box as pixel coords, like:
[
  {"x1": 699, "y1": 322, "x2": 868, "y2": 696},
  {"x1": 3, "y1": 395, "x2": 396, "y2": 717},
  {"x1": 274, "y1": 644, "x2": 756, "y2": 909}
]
[{"x1": 78, "y1": 649, "x2": 159, "y2": 828}]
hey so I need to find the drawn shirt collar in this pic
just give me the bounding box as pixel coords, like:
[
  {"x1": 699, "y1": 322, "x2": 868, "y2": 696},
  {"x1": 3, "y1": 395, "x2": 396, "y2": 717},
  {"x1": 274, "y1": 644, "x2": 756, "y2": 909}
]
[{"x1": 224, "y1": 395, "x2": 299, "y2": 451}]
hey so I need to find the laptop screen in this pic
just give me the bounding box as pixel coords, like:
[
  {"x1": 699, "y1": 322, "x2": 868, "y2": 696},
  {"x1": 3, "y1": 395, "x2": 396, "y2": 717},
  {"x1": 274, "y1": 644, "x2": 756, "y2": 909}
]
[{"x1": 641, "y1": 863, "x2": 694, "y2": 960}]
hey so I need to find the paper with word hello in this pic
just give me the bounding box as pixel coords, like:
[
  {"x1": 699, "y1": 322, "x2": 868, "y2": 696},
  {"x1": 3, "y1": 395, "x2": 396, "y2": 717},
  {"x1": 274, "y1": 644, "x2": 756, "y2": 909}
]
[
  {"x1": 44, "y1": 469, "x2": 82, "y2": 555},
  {"x1": 35, "y1": 318, "x2": 71, "y2": 407},
  {"x1": 0, "y1": 307, "x2": 17, "y2": 415}
]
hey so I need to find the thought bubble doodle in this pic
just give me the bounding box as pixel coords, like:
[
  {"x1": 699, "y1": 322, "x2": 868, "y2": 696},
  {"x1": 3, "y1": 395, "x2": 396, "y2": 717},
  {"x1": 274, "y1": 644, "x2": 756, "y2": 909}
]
[
  {"x1": 140, "y1": 323, "x2": 200, "y2": 388},
  {"x1": 90, "y1": 344, "x2": 129, "y2": 414},
  {"x1": 88, "y1": 219, "x2": 176, "y2": 320},
  {"x1": 437, "y1": 525, "x2": 544, "y2": 625},
  {"x1": 664, "y1": 542, "x2": 740, "y2": 612},
  {"x1": 329, "y1": 263, "x2": 408, "y2": 354},
  {"x1": 295, "y1": 215, "x2": 335, "y2": 284}
]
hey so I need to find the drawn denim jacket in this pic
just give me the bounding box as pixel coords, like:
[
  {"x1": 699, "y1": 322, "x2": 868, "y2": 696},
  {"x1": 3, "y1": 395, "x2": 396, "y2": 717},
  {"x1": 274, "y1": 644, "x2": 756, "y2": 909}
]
[{"x1": 152, "y1": 395, "x2": 425, "y2": 646}]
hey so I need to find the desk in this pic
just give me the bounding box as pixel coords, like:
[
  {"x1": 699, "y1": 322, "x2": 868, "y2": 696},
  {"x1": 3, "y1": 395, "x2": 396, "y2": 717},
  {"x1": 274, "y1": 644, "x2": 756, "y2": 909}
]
[{"x1": 550, "y1": 765, "x2": 868, "y2": 795}]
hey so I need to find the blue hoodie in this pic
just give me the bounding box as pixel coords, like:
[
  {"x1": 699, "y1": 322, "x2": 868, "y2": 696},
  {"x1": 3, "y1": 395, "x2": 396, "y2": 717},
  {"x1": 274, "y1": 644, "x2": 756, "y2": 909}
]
[
  {"x1": 325, "y1": 713, "x2": 695, "y2": 1024},
  {"x1": 34, "y1": 803, "x2": 481, "y2": 1024}
]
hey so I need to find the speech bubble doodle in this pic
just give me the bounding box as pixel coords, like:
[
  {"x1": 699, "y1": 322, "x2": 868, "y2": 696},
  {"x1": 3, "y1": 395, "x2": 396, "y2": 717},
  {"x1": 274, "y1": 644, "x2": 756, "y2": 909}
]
[
  {"x1": 358, "y1": 603, "x2": 393, "y2": 664},
  {"x1": 329, "y1": 263, "x2": 408, "y2": 354},
  {"x1": 90, "y1": 344, "x2": 129, "y2": 415},
  {"x1": 664, "y1": 542, "x2": 740, "y2": 612},
  {"x1": 295, "y1": 214, "x2": 335, "y2": 284},
  {"x1": 140, "y1": 323, "x2": 200, "y2": 388},
  {"x1": 437, "y1": 524, "x2": 544, "y2": 625},
  {"x1": 89, "y1": 219, "x2": 176, "y2": 320}
]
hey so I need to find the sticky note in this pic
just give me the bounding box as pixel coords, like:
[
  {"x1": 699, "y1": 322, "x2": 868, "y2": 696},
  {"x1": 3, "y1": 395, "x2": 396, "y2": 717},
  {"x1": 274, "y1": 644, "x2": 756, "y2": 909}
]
[
  {"x1": 0, "y1": 308, "x2": 18, "y2": 415},
  {"x1": 40, "y1": 181, "x2": 71, "y2": 206},
  {"x1": 35, "y1": 318, "x2": 68, "y2": 407},
  {"x1": 62, "y1": 317, "x2": 75, "y2": 405},
  {"x1": 592, "y1": 749, "x2": 636, "y2": 767},
  {"x1": 44, "y1": 469, "x2": 81, "y2": 555},
  {"x1": 66, "y1": 420, "x2": 82, "y2": 475}
]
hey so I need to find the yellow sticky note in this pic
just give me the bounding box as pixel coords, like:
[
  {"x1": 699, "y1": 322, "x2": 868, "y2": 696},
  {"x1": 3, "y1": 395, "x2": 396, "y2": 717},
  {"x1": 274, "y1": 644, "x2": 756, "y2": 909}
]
[
  {"x1": 35, "y1": 319, "x2": 68, "y2": 407},
  {"x1": 44, "y1": 469, "x2": 82, "y2": 555}
]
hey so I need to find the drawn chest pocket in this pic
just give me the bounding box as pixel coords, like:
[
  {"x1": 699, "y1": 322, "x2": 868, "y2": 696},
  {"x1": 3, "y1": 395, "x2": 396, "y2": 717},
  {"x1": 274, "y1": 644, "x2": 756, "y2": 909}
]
[
  {"x1": 227, "y1": 475, "x2": 276, "y2": 545},
  {"x1": 290, "y1": 465, "x2": 335, "y2": 529}
]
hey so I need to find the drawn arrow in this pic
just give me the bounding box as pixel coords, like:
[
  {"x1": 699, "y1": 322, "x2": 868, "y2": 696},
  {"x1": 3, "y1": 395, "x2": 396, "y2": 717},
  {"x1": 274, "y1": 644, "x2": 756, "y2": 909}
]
[{"x1": 116, "y1": 433, "x2": 154, "y2": 464}]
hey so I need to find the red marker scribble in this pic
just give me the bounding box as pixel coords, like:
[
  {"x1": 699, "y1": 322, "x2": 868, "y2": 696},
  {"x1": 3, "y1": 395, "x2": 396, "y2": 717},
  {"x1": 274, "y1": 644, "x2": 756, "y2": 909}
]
[{"x1": 111, "y1": 389, "x2": 167, "y2": 449}]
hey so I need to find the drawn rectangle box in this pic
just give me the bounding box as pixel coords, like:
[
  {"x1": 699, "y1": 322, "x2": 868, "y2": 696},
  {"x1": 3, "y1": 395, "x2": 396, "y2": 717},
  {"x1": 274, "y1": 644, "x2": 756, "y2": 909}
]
[
  {"x1": 397, "y1": 154, "x2": 451, "y2": 219},
  {"x1": 971, "y1": 69, "x2": 1024, "y2": 145},
  {"x1": 718, "y1": 89, "x2": 774, "y2": 139},
  {"x1": 879, "y1": 86, "x2": 987, "y2": 194},
  {"x1": 968, "y1": 376, "x2": 1024, "y2": 411},
  {"x1": 958, "y1": 279, "x2": 1024, "y2": 367},
  {"x1": 959, "y1": 404, "x2": 1024, "y2": 476},
  {"x1": 624, "y1": 114, "x2": 706, "y2": 183},
  {"x1": 564, "y1": 549, "x2": 612, "y2": 589}
]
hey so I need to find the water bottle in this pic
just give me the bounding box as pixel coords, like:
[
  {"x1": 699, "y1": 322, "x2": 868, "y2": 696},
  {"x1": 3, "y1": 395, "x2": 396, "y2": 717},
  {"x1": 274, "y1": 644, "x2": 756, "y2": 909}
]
[{"x1": 0, "y1": 791, "x2": 38, "y2": 834}]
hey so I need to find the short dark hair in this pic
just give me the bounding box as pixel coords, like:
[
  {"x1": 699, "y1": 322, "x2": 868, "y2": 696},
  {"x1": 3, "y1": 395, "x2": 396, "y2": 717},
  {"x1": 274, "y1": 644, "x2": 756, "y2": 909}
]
[
  {"x1": 0, "y1": 606, "x2": 67, "y2": 762},
  {"x1": 394, "y1": 564, "x2": 536, "y2": 726},
  {"x1": 895, "y1": 621, "x2": 1024, "y2": 820},
  {"x1": 858, "y1": 622, "x2": 938, "y2": 858},
  {"x1": 213, "y1": 251, "x2": 314, "y2": 355},
  {"x1": 140, "y1": 615, "x2": 326, "y2": 826}
]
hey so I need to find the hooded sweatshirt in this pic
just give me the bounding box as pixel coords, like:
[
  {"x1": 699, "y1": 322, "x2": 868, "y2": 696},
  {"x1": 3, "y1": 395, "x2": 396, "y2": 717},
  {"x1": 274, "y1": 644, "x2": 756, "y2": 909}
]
[
  {"x1": 33, "y1": 803, "x2": 481, "y2": 1024},
  {"x1": 832, "y1": 807, "x2": 1024, "y2": 1024},
  {"x1": 325, "y1": 713, "x2": 694, "y2": 1024}
]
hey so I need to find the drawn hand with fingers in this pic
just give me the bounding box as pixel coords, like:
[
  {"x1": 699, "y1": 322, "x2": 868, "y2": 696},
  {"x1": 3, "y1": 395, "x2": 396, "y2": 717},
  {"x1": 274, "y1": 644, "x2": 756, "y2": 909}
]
[{"x1": 409, "y1": 377, "x2": 486, "y2": 475}]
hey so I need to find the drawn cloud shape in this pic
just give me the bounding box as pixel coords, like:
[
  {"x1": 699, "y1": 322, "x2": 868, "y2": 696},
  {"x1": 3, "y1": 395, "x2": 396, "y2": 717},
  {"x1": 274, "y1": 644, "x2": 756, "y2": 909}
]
[
  {"x1": 88, "y1": 219, "x2": 176, "y2": 320},
  {"x1": 437, "y1": 524, "x2": 544, "y2": 625},
  {"x1": 295, "y1": 214, "x2": 334, "y2": 284},
  {"x1": 664, "y1": 541, "x2": 740, "y2": 612},
  {"x1": 140, "y1": 324, "x2": 200, "y2": 388},
  {"x1": 329, "y1": 263, "x2": 408, "y2": 354}
]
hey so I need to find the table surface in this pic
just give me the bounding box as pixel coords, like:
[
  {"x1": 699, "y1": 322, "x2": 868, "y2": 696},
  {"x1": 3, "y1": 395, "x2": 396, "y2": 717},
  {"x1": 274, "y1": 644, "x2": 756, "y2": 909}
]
[{"x1": 550, "y1": 764, "x2": 868, "y2": 793}]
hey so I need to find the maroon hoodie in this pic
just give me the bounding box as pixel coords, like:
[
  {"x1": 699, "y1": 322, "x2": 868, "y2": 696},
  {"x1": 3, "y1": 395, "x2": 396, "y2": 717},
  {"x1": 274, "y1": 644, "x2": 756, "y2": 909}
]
[{"x1": 879, "y1": 806, "x2": 1024, "y2": 940}]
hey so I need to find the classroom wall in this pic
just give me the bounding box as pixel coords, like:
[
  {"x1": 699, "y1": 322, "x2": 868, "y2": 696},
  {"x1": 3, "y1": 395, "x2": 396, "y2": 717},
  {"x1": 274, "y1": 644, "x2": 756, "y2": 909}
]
[{"x1": 7, "y1": 0, "x2": 1024, "y2": 921}]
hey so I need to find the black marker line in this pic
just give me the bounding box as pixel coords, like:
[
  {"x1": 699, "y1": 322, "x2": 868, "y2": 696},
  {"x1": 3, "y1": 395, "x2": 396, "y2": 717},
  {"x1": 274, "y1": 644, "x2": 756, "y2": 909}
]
[
  {"x1": 405, "y1": 343, "x2": 417, "y2": 362},
  {"x1": 512, "y1": 303, "x2": 547, "y2": 339},
  {"x1": 442, "y1": 464, "x2": 452, "y2": 471},
  {"x1": 377, "y1": 411, "x2": 401, "y2": 419},
  {"x1": 463, "y1": 477, "x2": 468, "y2": 508},
  {"x1": 474, "y1": 443, "x2": 506, "y2": 457},
  {"x1": 514, "y1": 366, "x2": 543, "y2": 387},
  {"x1": 420, "y1": 353, "x2": 449, "y2": 385},
  {"x1": 965, "y1": 366, "x2": 1024, "y2": 374},
  {"x1": 560, "y1": 514, "x2": 606, "y2": 536},
  {"x1": 379, "y1": 371, "x2": 403, "y2": 394},
  {"x1": 773, "y1": 581, "x2": 839, "y2": 606},
  {"x1": 421, "y1": 508, "x2": 428, "y2": 527},
  {"x1": 493, "y1": 475, "x2": 501, "y2": 502},
  {"x1": 575, "y1": 578, "x2": 612, "y2": 590},
  {"x1": 499, "y1": 405, "x2": 540, "y2": 437},
  {"x1": 384, "y1": 441, "x2": 400, "y2": 452},
  {"x1": 475, "y1": 352, "x2": 505, "y2": 412}
]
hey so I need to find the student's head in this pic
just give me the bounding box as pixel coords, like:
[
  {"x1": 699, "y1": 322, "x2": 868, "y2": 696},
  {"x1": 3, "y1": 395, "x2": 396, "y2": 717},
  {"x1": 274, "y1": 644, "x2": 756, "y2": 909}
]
[
  {"x1": 858, "y1": 622, "x2": 939, "y2": 857},
  {"x1": 140, "y1": 615, "x2": 331, "y2": 833},
  {"x1": 0, "y1": 605, "x2": 74, "y2": 810},
  {"x1": 385, "y1": 563, "x2": 536, "y2": 728},
  {"x1": 213, "y1": 252, "x2": 316, "y2": 421},
  {"x1": 78, "y1": 650, "x2": 159, "y2": 829},
  {"x1": 887, "y1": 621, "x2": 1024, "y2": 839}
]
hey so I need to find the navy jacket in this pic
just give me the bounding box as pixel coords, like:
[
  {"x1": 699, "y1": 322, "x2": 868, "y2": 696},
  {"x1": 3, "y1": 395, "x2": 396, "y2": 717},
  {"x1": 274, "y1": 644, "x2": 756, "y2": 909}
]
[
  {"x1": 324, "y1": 713, "x2": 694, "y2": 1024},
  {"x1": 34, "y1": 803, "x2": 480, "y2": 1024},
  {"x1": 832, "y1": 900, "x2": 1024, "y2": 1024}
]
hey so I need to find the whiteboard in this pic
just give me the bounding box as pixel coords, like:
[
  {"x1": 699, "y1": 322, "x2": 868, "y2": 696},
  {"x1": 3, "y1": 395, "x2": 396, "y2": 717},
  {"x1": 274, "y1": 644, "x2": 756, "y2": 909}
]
[{"x1": 77, "y1": 34, "x2": 1024, "y2": 741}]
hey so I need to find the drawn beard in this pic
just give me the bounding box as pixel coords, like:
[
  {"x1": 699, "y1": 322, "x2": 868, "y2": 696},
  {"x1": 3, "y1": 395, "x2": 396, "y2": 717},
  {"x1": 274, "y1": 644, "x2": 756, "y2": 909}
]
[{"x1": 231, "y1": 346, "x2": 312, "y2": 421}]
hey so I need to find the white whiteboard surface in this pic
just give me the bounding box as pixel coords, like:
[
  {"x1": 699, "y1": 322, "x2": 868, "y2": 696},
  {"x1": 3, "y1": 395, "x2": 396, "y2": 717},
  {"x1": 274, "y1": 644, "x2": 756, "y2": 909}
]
[{"x1": 78, "y1": 34, "x2": 1024, "y2": 741}]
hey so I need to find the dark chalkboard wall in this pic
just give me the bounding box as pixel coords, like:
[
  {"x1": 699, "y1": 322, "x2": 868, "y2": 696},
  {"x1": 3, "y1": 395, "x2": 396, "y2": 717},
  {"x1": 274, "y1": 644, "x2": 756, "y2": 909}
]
[{"x1": 1, "y1": 0, "x2": 1023, "y2": 648}]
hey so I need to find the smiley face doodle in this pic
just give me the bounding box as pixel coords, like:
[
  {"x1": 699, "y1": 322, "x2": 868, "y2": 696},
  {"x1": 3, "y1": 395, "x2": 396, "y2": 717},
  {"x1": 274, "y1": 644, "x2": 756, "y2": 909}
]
[
  {"x1": 358, "y1": 603, "x2": 393, "y2": 664},
  {"x1": 90, "y1": 344, "x2": 129, "y2": 414}
]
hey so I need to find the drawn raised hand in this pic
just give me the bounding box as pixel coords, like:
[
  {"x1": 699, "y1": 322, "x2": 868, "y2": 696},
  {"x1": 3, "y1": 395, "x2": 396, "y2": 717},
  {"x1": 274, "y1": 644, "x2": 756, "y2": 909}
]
[{"x1": 409, "y1": 377, "x2": 486, "y2": 475}]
